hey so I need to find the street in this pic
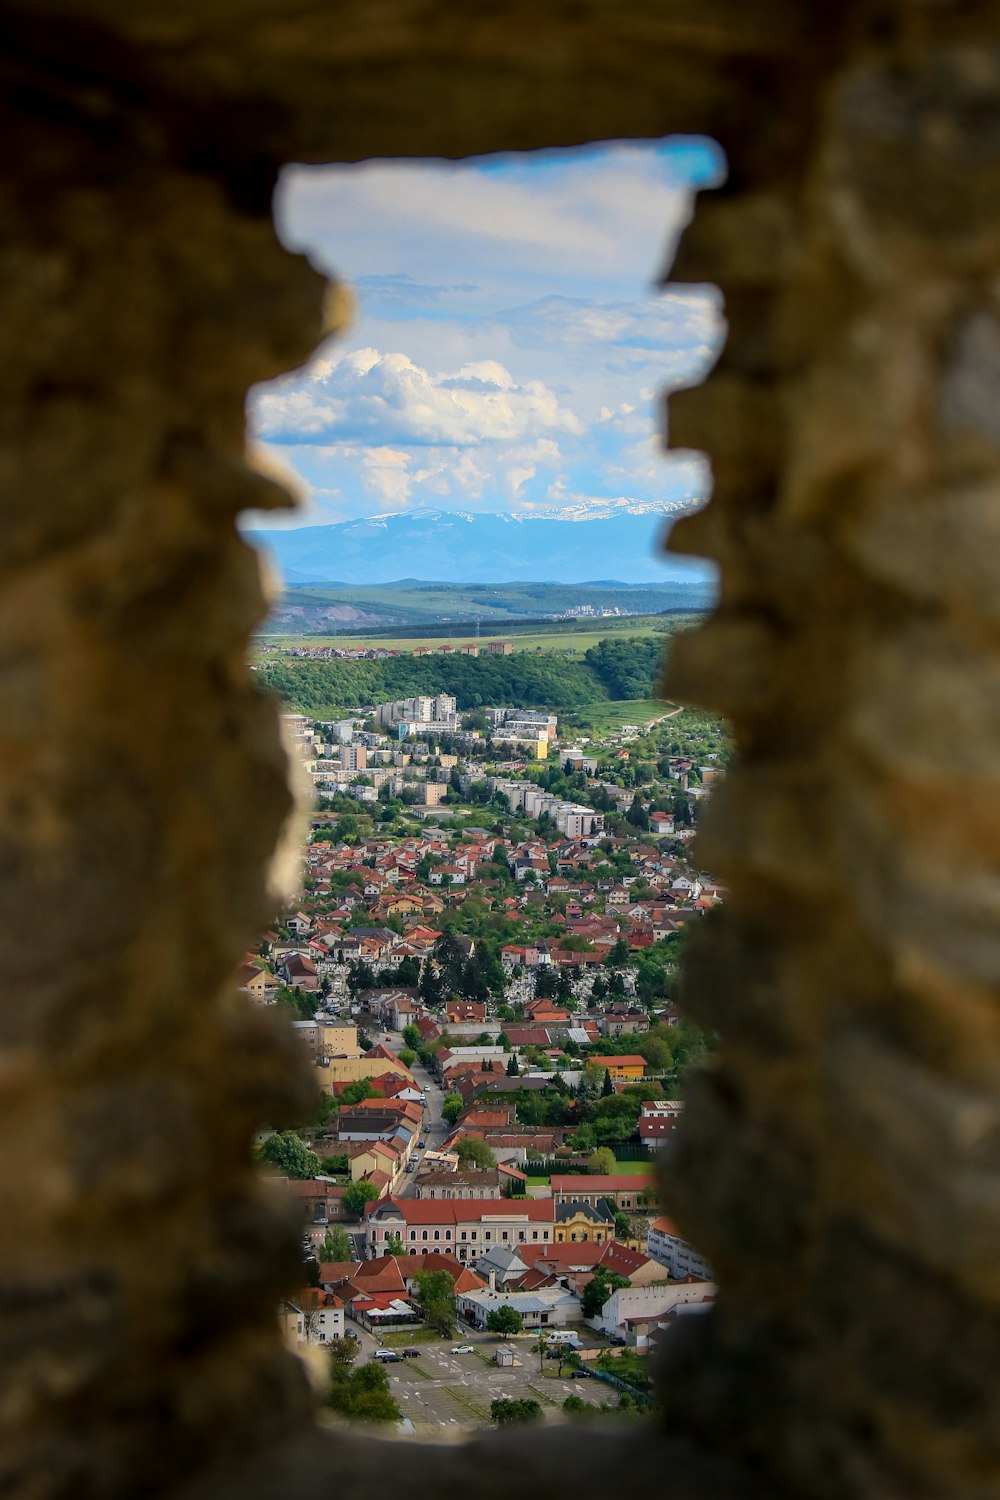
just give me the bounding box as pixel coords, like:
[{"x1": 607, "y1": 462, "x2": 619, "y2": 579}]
[{"x1": 381, "y1": 1028, "x2": 446, "y2": 1196}]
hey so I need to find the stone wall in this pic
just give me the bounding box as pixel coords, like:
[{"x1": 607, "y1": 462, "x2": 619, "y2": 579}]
[{"x1": 0, "y1": 3, "x2": 998, "y2": 1500}]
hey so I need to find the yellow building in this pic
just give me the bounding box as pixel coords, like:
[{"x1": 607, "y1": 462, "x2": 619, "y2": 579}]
[
  {"x1": 318, "y1": 1022, "x2": 360, "y2": 1057},
  {"x1": 590, "y1": 1054, "x2": 645, "y2": 1081},
  {"x1": 349, "y1": 1141, "x2": 401, "y2": 1186},
  {"x1": 318, "y1": 1056, "x2": 412, "y2": 1093},
  {"x1": 553, "y1": 1200, "x2": 616, "y2": 1244}
]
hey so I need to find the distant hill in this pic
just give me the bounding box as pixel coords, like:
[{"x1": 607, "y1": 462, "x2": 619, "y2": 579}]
[
  {"x1": 248, "y1": 503, "x2": 714, "y2": 588},
  {"x1": 263, "y1": 579, "x2": 712, "y2": 634}
]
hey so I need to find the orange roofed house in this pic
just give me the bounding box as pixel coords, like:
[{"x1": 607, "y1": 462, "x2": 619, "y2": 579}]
[{"x1": 590, "y1": 1054, "x2": 645, "y2": 1081}]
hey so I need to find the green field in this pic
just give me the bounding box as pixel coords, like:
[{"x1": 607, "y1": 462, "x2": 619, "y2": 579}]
[
  {"x1": 559, "y1": 699, "x2": 676, "y2": 734},
  {"x1": 525, "y1": 1159, "x2": 652, "y2": 1185},
  {"x1": 258, "y1": 615, "x2": 676, "y2": 655},
  {"x1": 380, "y1": 1328, "x2": 445, "y2": 1347}
]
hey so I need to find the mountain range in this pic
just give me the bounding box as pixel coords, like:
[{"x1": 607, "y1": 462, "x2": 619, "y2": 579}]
[{"x1": 249, "y1": 500, "x2": 712, "y2": 587}]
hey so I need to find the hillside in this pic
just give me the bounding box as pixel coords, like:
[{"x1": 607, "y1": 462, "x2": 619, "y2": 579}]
[
  {"x1": 261, "y1": 579, "x2": 712, "y2": 635},
  {"x1": 260, "y1": 635, "x2": 670, "y2": 716}
]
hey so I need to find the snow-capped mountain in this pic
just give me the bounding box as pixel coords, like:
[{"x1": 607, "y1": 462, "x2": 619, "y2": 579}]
[{"x1": 249, "y1": 499, "x2": 710, "y2": 587}]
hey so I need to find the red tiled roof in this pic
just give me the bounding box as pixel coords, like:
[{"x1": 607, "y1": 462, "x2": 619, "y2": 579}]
[
  {"x1": 369, "y1": 1196, "x2": 554, "y2": 1224},
  {"x1": 550, "y1": 1173, "x2": 653, "y2": 1194}
]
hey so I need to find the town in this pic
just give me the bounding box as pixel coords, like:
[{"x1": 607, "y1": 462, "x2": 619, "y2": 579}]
[{"x1": 245, "y1": 679, "x2": 728, "y2": 1435}]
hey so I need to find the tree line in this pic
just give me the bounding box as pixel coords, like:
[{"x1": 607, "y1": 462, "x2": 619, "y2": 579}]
[{"x1": 261, "y1": 636, "x2": 664, "y2": 716}]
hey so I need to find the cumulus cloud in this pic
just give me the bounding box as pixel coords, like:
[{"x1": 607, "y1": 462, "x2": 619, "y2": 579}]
[
  {"x1": 253, "y1": 347, "x2": 583, "y2": 449},
  {"x1": 247, "y1": 141, "x2": 727, "y2": 530}
]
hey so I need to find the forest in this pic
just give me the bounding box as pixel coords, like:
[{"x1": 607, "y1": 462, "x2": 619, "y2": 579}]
[{"x1": 260, "y1": 635, "x2": 665, "y2": 715}]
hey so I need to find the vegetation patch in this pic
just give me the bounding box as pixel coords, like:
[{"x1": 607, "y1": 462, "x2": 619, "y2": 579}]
[{"x1": 260, "y1": 636, "x2": 671, "y2": 716}]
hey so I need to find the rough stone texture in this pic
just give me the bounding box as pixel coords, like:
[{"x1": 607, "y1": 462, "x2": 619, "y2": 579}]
[
  {"x1": 664, "y1": 13, "x2": 1000, "y2": 1500},
  {"x1": 1, "y1": 2, "x2": 999, "y2": 1500}
]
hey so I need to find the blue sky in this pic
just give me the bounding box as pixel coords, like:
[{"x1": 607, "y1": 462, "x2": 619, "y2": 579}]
[{"x1": 249, "y1": 139, "x2": 725, "y2": 528}]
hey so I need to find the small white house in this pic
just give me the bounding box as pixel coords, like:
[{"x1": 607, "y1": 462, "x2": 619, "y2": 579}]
[{"x1": 291, "y1": 1295, "x2": 345, "y2": 1345}]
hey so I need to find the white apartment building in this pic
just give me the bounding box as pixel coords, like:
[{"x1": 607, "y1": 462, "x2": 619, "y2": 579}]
[
  {"x1": 489, "y1": 778, "x2": 604, "y2": 839},
  {"x1": 646, "y1": 1217, "x2": 714, "y2": 1281},
  {"x1": 376, "y1": 694, "x2": 458, "y2": 731}
]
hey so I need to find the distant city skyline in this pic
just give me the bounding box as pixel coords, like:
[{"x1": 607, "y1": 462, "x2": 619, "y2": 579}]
[{"x1": 248, "y1": 139, "x2": 725, "y2": 534}]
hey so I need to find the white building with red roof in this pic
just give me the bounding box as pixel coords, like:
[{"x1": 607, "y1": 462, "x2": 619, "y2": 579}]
[{"x1": 365, "y1": 1194, "x2": 555, "y2": 1263}]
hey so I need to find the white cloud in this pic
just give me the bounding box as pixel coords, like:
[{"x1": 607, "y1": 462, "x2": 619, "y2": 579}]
[
  {"x1": 253, "y1": 347, "x2": 582, "y2": 449},
  {"x1": 279, "y1": 147, "x2": 693, "y2": 288},
  {"x1": 246, "y1": 142, "x2": 727, "y2": 531},
  {"x1": 359, "y1": 446, "x2": 413, "y2": 506}
]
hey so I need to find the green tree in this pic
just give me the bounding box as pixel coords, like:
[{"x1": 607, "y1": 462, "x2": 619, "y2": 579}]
[
  {"x1": 580, "y1": 1266, "x2": 631, "y2": 1318},
  {"x1": 491, "y1": 1397, "x2": 542, "y2": 1425},
  {"x1": 341, "y1": 1077, "x2": 377, "y2": 1107},
  {"x1": 320, "y1": 1226, "x2": 352, "y2": 1261},
  {"x1": 414, "y1": 1269, "x2": 456, "y2": 1337},
  {"x1": 402, "y1": 1024, "x2": 422, "y2": 1050},
  {"x1": 506, "y1": 1053, "x2": 520, "y2": 1077},
  {"x1": 260, "y1": 1131, "x2": 320, "y2": 1180},
  {"x1": 601, "y1": 1068, "x2": 615, "y2": 1097},
  {"x1": 327, "y1": 1335, "x2": 358, "y2": 1374},
  {"x1": 456, "y1": 1136, "x2": 497, "y2": 1169},
  {"x1": 589, "y1": 1146, "x2": 617, "y2": 1175},
  {"x1": 626, "y1": 795, "x2": 649, "y2": 830},
  {"x1": 347, "y1": 959, "x2": 378, "y2": 996},
  {"x1": 441, "y1": 1093, "x2": 464, "y2": 1126},
  {"x1": 342, "y1": 1180, "x2": 381, "y2": 1217},
  {"x1": 325, "y1": 1349, "x2": 402, "y2": 1424},
  {"x1": 398, "y1": 1047, "x2": 417, "y2": 1068},
  {"x1": 385, "y1": 1233, "x2": 405, "y2": 1256},
  {"x1": 562, "y1": 1394, "x2": 588, "y2": 1415},
  {"x1": 486, "y1": 1305, "x2": 523, "y2": 1339},
  {"x1": 605, "y1": 937, "x2": 631, "y2": 969}
]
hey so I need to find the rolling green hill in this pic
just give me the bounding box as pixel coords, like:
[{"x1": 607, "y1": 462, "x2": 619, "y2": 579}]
[{"x1": 260, "y1": 634, "x2": 675, "y2": 716}]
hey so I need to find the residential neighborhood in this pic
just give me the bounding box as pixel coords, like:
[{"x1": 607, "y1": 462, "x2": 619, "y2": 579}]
[{"x1": 250, "y1": 690, "x2": 725, "y2": 1434}]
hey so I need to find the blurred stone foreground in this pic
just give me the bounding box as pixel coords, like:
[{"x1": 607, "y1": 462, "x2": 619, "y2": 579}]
[{"x1": 2, "y1": 2, "x2": 1000, "y2": 1499}]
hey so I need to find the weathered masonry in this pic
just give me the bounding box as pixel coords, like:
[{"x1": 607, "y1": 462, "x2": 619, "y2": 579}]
[{"x1": 2, "y1": 4, "x2": 999, "y2": 1500}]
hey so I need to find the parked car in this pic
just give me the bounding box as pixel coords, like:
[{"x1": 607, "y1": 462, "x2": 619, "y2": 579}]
[
  {"x1": 451, "y1": 1345, "x2": 475, "y2": 1355},
  {"x1": 401, "y1": 1348, "x2": 422, "y2": 1358},
  {"x1": 570, "y1": 1369, "x2": 592, "y2": 1379},
  {"x1": 373, "y1": 1349, "x2": 401, "y2": 1363}
]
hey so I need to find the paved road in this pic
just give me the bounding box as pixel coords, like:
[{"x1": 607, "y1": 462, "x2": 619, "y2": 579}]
[{"x1": 380, "y1": 1029, "x2": 446, "y2": 1197}]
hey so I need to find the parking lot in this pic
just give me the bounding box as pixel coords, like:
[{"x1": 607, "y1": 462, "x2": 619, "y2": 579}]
[{"x1": 354, "y1": 1329, "x2": 614, "y2": 1434}]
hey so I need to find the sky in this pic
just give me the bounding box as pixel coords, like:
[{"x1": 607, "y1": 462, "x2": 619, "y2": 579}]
[{"x1": 248, "y1": 138, "x2": 726, "y2": 529}]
